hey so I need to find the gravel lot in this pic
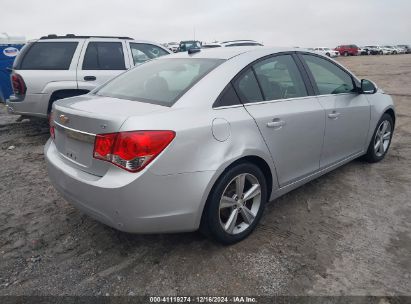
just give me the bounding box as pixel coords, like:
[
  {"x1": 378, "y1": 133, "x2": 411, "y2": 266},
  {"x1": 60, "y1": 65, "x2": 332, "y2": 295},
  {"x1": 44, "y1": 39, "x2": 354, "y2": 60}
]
[{"x1": 0, "y1": 54, "x2": 410, "y2": 296}]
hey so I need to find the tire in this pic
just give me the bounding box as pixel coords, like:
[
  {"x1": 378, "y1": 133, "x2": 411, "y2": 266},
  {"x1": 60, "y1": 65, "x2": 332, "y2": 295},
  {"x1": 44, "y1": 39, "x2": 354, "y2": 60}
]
[
  {"x1": 364, "y1": 113, "x2": 394, "y2": 163},
  {"x1": 326, "y1": 53, "x2": 330, "y2": 57},
  {"x1": 379, "y1": 51, "x2": 383, "y2": 55},
  {"x1": 200, "y1": 162, "x2": 267, "y2": 245},
  {"x1": 344, "y1": 51, "x2": 349, "y2": 57}
]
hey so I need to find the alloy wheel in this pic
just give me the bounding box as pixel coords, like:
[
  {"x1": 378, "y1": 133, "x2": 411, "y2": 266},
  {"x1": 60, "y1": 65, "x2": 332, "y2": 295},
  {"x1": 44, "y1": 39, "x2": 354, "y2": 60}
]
[
  {"x1": 374, "y1": 120, "x2": 392, "y2": 157},
  {"x1": 219, "y1": 173, "x2": 261, "y2": 235}
]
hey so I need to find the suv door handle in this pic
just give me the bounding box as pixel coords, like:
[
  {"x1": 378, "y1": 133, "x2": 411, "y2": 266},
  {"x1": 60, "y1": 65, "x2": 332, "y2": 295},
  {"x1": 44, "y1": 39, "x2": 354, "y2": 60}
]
[
  {"x1": 328, "y1": 111, "x2": 341, "y2": 119},
  {"x1": 84, "y1": 76, "x2": 96, "y2": 81},
  {"x1": 267, "y1": 118, "x2": 286, "y2": 129}
]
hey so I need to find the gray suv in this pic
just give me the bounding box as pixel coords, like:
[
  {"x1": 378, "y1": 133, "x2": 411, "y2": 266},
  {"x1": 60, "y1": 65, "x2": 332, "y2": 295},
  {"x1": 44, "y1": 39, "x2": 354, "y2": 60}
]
[{"x1": 6, "y1": 34, "x2": 171, "y2": 118}]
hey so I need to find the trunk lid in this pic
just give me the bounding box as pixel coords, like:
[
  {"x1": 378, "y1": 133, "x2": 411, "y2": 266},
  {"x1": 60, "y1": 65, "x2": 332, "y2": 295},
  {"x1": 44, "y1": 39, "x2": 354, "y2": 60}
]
[{"x1": 52, "y1": 94, "x2": 170, "y2": 176}]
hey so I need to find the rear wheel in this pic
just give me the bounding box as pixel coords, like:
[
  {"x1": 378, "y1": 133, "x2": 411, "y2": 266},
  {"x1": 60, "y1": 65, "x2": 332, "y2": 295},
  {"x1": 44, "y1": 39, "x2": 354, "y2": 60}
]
[
  {"x1": 364, "y1": 113, "x2": 393, "y2": 163},
  {"x1": 326, "y1": 52, "x2": 330, "y2": 57},
  {"x1": 344, "y1": 51, "x2": 349, "y2": 57},
  {"x1": 200, "y1": 163, "x2": 267, "y2": 244},
  {"x1": 47, "y1": 90, "x2": 89, "y2": 115}
]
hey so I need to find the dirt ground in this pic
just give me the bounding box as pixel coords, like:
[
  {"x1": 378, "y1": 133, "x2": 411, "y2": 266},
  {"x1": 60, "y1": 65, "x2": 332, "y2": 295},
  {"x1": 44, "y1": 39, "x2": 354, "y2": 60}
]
[{"x1": 0, "y1": 54, "x2": 410, "y2": 296}]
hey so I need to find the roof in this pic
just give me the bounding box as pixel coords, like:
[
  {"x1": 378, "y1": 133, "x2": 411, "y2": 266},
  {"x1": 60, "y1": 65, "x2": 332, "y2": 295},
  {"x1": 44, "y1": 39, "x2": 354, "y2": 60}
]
[
  {"x1": 164, "y1": 46, "x2": 304, "y2": 60},
  {"x1": 40, "y1": 34, "x2": 133, "y2": 40}
]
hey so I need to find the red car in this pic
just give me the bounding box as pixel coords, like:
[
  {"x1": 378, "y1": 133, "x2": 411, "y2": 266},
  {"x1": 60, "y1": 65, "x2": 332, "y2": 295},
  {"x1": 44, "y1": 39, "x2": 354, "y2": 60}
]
[{"x1": 335, "y1": 45, "x2": 359, "y2": 56}]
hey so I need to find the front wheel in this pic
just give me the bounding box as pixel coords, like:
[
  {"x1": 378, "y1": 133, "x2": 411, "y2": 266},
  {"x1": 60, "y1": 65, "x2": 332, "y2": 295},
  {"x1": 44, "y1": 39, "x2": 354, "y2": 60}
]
[
  {"x1": 200, "y1": 163, "x2": 267, "y2": 244},
  {"x1": 364, "y1": 114, "x2": 394, "y2": 163}
]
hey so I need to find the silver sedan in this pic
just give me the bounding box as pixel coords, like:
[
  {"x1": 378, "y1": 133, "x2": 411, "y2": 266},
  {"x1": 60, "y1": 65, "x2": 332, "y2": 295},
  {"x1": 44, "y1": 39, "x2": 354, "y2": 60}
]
[{"x1": 45, "y1": 47, "x2": 395, "y2": 244}]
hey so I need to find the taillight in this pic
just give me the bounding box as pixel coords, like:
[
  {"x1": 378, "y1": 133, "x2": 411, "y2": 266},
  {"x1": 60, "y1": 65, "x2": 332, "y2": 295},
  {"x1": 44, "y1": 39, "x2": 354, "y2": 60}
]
[
  {"x1": 49, "y1": 112, "x2": 55, "y2": 139},
  {"x1": 11, "y1": 73, "x2": 27, "y2": 96},
  {"x1": 93, "y1": 131, "x2": 175, "y2": 172}
]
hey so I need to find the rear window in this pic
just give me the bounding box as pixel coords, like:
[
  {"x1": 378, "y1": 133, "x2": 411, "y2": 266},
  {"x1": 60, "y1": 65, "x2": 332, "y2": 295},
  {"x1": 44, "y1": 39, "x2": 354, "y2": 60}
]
[
  {"x1": 16, "y1": 42, "x2": 78, "y2": 70},
  {"x1": 95, "y1": 58, "x2": 224, "y2": 107}
]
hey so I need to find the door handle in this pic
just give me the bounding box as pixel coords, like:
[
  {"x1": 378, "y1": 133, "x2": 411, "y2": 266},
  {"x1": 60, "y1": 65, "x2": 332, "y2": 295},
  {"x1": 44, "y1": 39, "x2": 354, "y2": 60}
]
[
  {"x1": 84, "y1": 76, "x2": 96, "y2": 81},
  {"x1": 328, "y1": 111, "x2": 341, "y2": 119},
  {"x1": 267, "y1": 118, "x2": 286, "y2": 129}
]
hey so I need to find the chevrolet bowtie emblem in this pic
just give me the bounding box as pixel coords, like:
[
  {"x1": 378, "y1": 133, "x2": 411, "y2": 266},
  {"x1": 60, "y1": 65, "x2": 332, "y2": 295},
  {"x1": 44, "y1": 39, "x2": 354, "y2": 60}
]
[{"x1": 59, "y1": 114, "x2": 69, "y2": 124}]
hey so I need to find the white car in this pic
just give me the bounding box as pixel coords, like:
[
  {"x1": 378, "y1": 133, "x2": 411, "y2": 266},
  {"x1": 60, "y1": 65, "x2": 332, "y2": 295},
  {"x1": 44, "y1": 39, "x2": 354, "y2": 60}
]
[
  {"x1": 202, "y1": 40, "x2": 263, "y2": 48},
  {"x1": 313, "y1": 47, "x2": 339, "y2": 57},
  {"x1": 375, "y1": 46, "x2": 391, "y2": 55},
  {"x1": 166, "y1": 42, "x2": 179, "y2": 53},
  {"x1": 394, "y1": 46, "x2": 406, "y2": 54},
  {"x1": 383, "y1": 46, "x2": 399, "y2": 54}
]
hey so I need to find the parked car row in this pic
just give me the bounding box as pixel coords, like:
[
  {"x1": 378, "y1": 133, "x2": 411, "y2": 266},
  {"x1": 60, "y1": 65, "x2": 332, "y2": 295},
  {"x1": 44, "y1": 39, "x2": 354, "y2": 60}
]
[{"x1": 335, "y1": 44, "x2": 410, "y2": 56}]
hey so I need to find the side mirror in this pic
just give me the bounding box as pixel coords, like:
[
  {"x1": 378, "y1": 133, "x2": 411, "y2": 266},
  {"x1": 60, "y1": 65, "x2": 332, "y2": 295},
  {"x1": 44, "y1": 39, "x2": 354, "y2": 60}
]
[{"x1": 360, "y1": 79, "x2": 377, "y2": 94}]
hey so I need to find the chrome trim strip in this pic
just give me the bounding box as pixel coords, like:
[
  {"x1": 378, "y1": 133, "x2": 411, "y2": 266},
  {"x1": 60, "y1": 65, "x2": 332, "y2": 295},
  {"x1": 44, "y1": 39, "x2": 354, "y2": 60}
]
[
  {"x1": 54, "y1": 121, "x2": 96, "y2": 136},
  {"x1": 213, "y1": 92, "x2": 359, "y2": 109},
  {"x1": 54, "y1": 121, "x2": 95, "y2": 144}
]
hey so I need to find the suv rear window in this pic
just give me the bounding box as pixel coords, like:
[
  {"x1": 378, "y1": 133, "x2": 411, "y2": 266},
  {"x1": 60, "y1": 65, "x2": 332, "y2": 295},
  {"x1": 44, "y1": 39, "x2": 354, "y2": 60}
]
[
  {"x1": 16, "y1": 42, "x2": 78, "y2": 70},
  {"x1": 95, "y1": 58, "x2": 223, "y2": 107}
]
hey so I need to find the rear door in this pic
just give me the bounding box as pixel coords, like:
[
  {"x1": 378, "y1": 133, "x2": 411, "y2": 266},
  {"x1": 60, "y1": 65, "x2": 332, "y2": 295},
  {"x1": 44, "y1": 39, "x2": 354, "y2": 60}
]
[
  {"x1": 298, "y1": 53, "x2": 370, "y2": 168},
  {"x1": 77, "y1": 40, "x2": 130, "y2": 92},
  {"x1": 239, "y1": 53, "x2": 325, "y2": 187}
]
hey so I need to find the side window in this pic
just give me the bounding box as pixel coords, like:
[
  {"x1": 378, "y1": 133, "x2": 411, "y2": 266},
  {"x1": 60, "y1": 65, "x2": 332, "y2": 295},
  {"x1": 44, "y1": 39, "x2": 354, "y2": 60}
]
[
  {"x1": 130, "y1": 43, "x2": 169, "y2": 65},
  {"x1": 233, "y1": 68, "x2": 263, "y2": 103},
  {"x1": 214, "y1": 83, "x2": 241, "y2": 107},
  {"x1": 82, "y1": 42, "x2": 126, "y2": 70},
  {"x1": 253, "y1": 55, "x2": 308, "y2": 100},
  {"x1": 301, "y1": 54, "x2": 355, "y2": 95}
]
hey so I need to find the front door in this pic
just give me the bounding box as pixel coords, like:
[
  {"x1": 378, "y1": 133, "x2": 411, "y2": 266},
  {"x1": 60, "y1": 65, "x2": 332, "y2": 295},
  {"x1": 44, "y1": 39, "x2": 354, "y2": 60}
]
[{"x1": 299, "y1": 54, "x2": 370, "y2": 167}]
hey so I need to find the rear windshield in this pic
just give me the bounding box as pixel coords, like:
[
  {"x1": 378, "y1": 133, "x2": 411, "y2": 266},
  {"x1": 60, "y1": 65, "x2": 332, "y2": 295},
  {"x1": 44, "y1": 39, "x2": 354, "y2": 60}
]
[
  {"x1": 15, "y1": 42, "x2": 78, "y2": 70},
  {"x1": 94, "y1": 58, "x2": 224, "y2": 107}
]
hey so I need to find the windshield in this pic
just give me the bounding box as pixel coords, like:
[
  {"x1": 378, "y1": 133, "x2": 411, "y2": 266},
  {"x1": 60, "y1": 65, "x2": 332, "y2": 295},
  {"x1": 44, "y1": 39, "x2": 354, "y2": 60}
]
[{"x1": 95, "y1": 58, "x2": 224, "y2": 107}]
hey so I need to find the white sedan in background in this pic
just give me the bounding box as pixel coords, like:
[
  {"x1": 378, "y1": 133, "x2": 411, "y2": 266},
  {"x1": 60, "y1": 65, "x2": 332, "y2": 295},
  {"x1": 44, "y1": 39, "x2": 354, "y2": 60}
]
[{"x1": 313, "y1": 47, "x2": 339, "y2": 57}]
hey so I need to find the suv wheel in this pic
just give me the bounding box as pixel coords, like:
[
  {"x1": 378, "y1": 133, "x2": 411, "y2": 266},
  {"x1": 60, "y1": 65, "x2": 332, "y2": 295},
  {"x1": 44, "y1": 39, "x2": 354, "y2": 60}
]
[
  {"x1": 344, "y1": 51, "x2": 349, "y2": 57},
  {"x1": 200, "y1": 163, "x2": 267, "y2": 244}
]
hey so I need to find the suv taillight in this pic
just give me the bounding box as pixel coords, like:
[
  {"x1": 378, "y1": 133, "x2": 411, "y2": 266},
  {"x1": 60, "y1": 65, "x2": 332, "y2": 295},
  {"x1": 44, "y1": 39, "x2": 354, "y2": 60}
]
[
  {"x1": 11, "y1": 73, "x2": 27, "y2": 96},
  {"x1": 93, "y1": 131, "x2": 175, "y2": 172}
]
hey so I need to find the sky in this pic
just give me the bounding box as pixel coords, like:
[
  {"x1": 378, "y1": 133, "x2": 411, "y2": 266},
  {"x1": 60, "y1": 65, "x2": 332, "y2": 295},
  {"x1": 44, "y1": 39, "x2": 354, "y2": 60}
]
[{"x1": 1, "y1": 0, "x2": 410, "y2": 47}]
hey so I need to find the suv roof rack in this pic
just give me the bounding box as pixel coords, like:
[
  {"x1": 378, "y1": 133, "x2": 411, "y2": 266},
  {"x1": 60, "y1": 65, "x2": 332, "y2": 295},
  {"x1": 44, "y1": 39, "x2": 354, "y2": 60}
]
[{"x1": 39, "y1": 34, "x2": 133, "y2": 40}]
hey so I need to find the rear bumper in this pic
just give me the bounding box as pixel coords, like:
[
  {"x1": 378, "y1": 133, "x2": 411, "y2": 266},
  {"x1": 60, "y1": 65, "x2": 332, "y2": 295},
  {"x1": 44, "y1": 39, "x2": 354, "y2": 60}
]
[
  {"x1": 44, "y1": 139, "x2": 215, "y2": 233},
  {"x1": 6, "y1": 93, "x2": 49, "y2": 118}
]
